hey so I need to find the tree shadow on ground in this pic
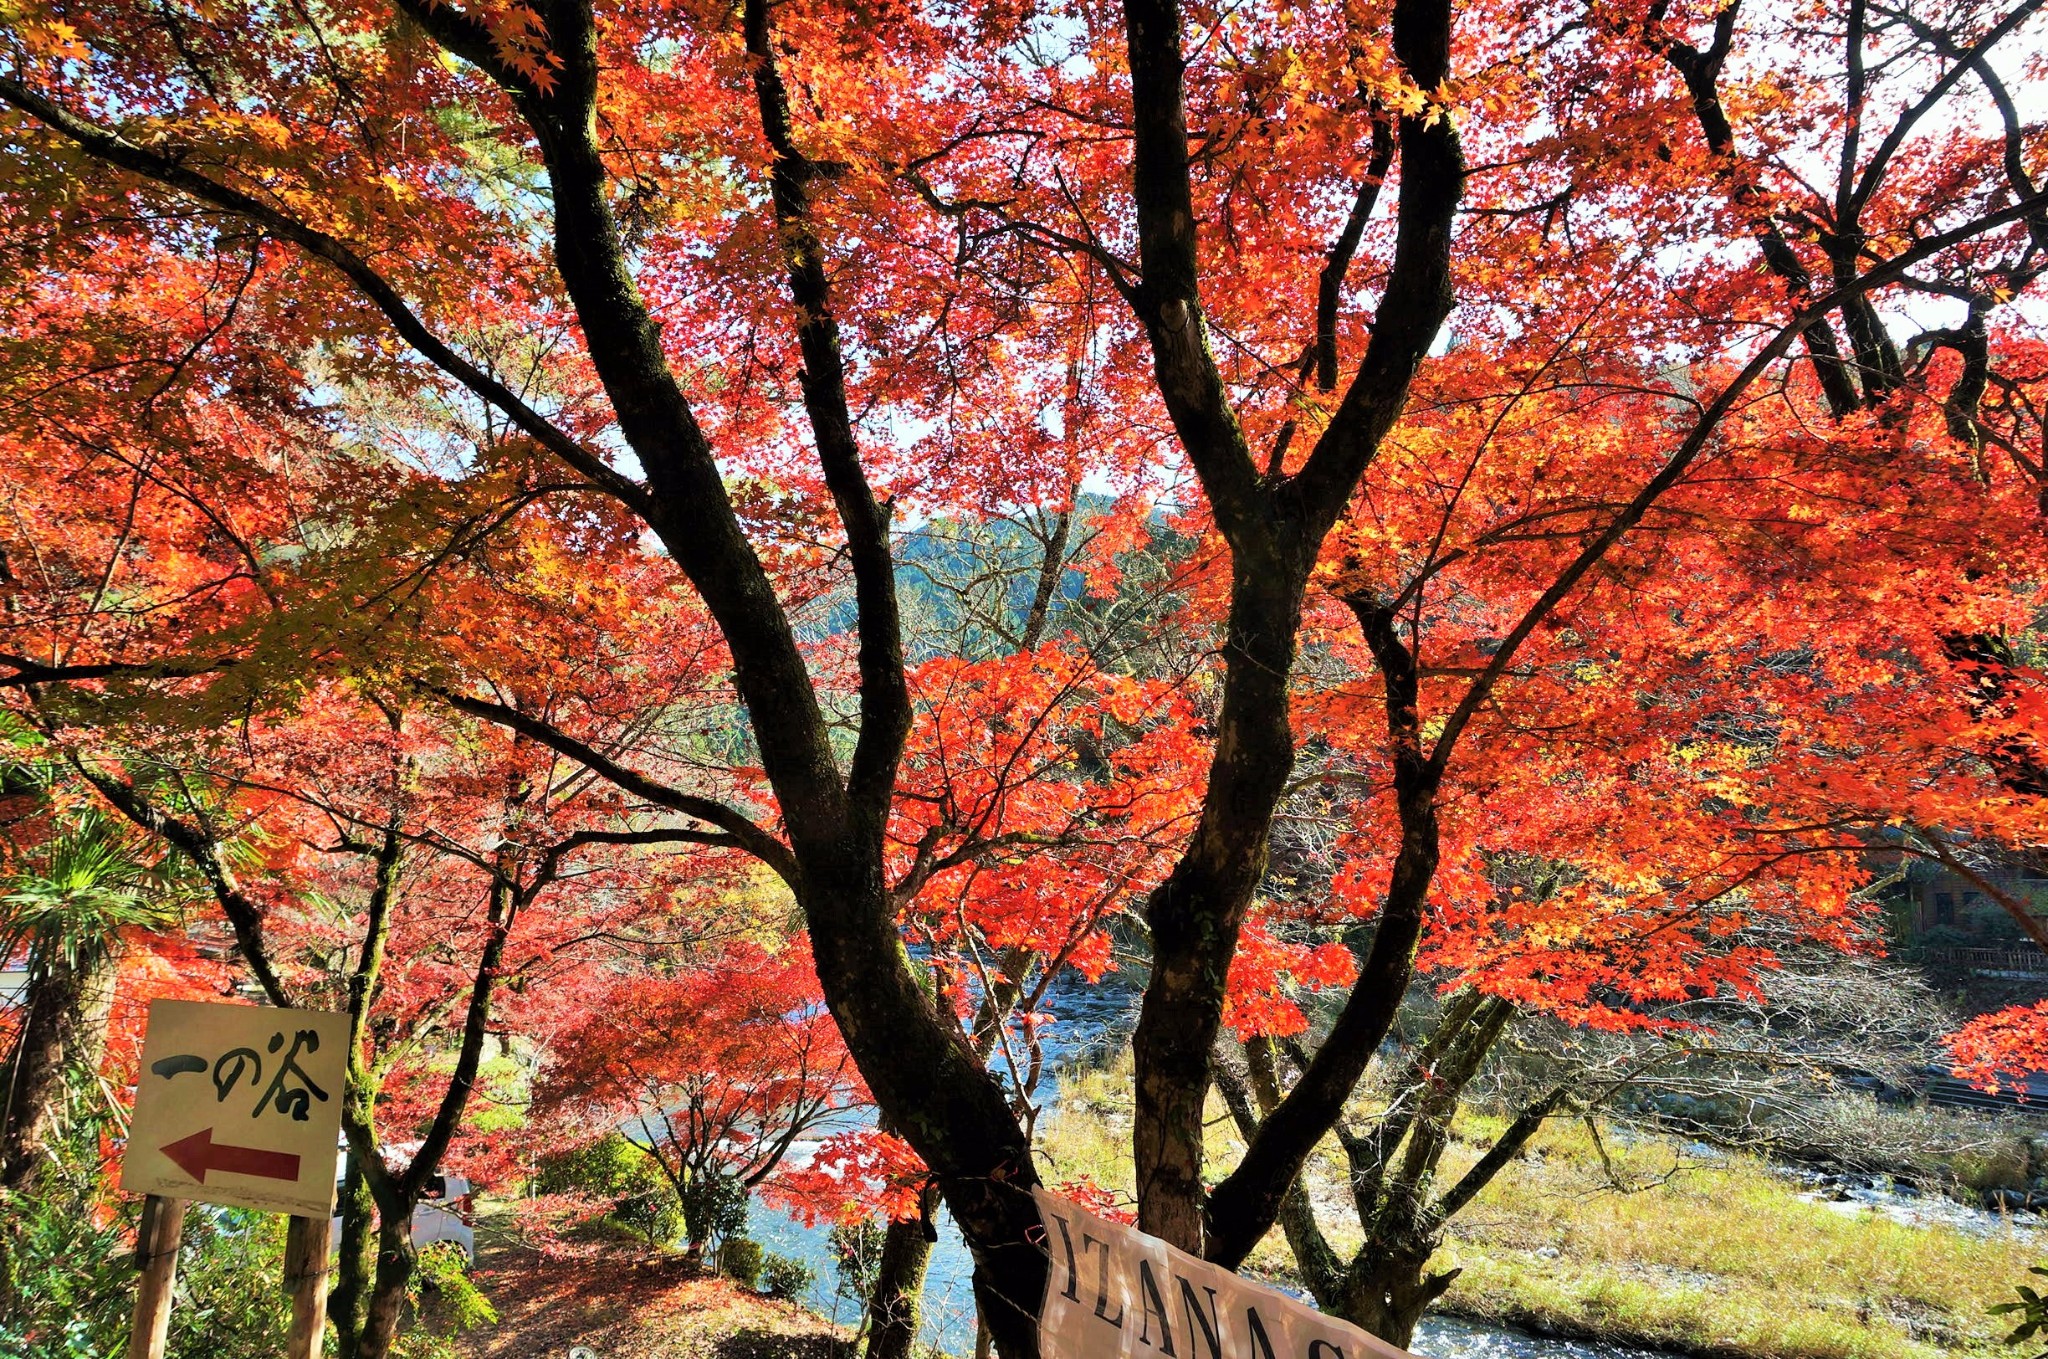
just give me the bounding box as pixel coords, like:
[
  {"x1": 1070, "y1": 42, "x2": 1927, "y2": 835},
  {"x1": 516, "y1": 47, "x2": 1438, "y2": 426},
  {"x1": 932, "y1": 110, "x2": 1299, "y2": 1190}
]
[{"x1": 712, "y1": 1326, "x2": 856, "y2": 1359}]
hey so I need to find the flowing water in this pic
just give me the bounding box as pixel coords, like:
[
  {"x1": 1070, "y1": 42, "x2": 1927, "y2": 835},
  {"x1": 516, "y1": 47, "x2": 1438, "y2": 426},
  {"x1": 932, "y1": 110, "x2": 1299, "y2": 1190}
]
[
  {"x1": 747, "y1": 967, "x2": 1698, "y2": 1357},
  {"x1": 749, "y1": 1200, "x2": 1687, "y2": 1359},
  {"x1": 746, "y1": 967, "x2": 2028, "y2": 1358}
]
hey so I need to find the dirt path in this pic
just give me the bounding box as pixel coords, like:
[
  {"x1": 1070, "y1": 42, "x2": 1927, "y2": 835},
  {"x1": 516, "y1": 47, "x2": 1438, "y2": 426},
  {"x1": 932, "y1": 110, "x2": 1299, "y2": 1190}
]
[{"x1": 449, "y1": 1211, "x2": 852, "y2": 1359}]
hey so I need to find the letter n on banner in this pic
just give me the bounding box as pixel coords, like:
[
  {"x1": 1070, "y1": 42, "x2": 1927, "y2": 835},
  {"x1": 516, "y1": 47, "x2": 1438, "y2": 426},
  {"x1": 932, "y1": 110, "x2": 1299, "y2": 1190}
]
[{"x1": 1032, "y1": 1189, "x2": 1420, "y2": 1359}]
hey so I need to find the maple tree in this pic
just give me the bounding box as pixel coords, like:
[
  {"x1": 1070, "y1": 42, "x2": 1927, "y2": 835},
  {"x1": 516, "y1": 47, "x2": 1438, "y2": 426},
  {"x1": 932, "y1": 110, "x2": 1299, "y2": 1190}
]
[
  {"x1": 532, "y1": 937, "x2": 868, "y2": 1256},
  {"x1": 1202, "y1": 422, "x2": 2044, "y2": 1341},
  {"x1": 847, "y1": 512, "x2": 1205, "y2": 1356},
  {"x1": 26, "y1": 674, "x2": 714, "y2": 1358},
  {"x1": 0, "y1": 240, "x2": 755, "y2": 1344},
  {"x1": 2, "y1": 0, "x2": 2047, "y2": 1354}
]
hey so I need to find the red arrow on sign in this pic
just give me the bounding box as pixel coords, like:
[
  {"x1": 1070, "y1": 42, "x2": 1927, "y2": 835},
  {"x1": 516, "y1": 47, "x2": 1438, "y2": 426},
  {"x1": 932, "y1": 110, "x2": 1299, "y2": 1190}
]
[{"x1": 160, "y1": 1126, "x2": 302, "y2": 1184}]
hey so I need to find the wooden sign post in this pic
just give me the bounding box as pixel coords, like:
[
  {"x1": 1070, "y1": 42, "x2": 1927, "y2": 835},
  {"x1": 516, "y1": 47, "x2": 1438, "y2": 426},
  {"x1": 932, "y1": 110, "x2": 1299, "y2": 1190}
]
[
  {"x1": 284, "y1": 1212, "x2": 336, "y2": 1359},
  {"x1": 120, "y1": 1000, "x2": 350, "y2": 1358},
  {"x1": 123, "y1": 1193, "x2": 184, "y2": 1359}
]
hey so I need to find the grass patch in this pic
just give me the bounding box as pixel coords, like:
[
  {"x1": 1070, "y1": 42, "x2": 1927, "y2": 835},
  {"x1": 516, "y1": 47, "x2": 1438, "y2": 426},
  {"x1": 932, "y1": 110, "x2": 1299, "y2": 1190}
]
[{"x1": 1038, "y1": 1058, "x2": 2041, "y2": 1359}]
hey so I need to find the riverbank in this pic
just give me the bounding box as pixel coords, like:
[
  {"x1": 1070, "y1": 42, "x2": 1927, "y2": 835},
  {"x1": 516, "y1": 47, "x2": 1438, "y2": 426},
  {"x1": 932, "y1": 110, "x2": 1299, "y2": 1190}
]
[{"x1": 1042, "y1": 1062, "x2": 2039, "y2": 1359}]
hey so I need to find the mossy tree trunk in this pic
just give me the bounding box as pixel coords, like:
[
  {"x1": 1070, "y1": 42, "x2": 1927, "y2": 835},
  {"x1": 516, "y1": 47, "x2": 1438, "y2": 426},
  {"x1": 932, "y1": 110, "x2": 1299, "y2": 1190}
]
[
  {"x1": 356, "y1": 1211, "x2": 418, "y2": 1359},
  {"x1": 332, "y1": 1154, "x2": 380, "y2": 1359},
  {"x1": 1216, "y1": 999, "x2": 1570, "y2": 1347},
  {"x1": 863, "y1": 1184, "x2": 940, "y2": 1359}
]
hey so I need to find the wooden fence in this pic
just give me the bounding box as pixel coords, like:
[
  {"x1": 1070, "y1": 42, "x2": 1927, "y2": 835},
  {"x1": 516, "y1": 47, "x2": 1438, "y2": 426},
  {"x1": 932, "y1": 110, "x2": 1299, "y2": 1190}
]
[{"x1": 1919, "y1": 945, "x2": 2048, "y2": 975}]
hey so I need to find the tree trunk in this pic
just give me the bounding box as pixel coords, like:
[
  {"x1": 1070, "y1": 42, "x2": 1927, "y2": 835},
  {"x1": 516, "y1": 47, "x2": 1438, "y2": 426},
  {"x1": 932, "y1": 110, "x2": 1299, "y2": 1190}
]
[
  {"x1": 863, "y1": 1186, "x2": 939, "y2": 1359},
  {"x1": 797, "y1": 862, "x2": 1046, "y2": 1358},
  {"x1": 331, "y1": 1155, "x2": 379, "y2": 1359},
  {"x1": 1117, "y1": 0, "x2": 1462, "y2": 1262},
  {"x1": 1130, "y1": 562, "x2": 1308, "y2": 1254},
  {"x1": 683, "y1": 1202, "x2": 711, "y2": 1268},
  {"x1": 1338, "y1": 1246, "x2": 1457, "y2": 1352},
  {"x1": 1, "y1": 949, "x2": 116, "y2": 1191},
  {"x1": 354, "y1": 1211, "x2": 418, "y2": 1359}
]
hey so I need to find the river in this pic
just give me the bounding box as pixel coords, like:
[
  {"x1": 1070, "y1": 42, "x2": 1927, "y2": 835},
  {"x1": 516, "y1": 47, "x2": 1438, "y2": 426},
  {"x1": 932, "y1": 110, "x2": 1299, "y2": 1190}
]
[
  {"x1": 746, "y1": 966, "x2": 1699, "y2": 1358},
  {"x1": 751, "y1": 1201, "x2": 1687, "y2": 1358}
]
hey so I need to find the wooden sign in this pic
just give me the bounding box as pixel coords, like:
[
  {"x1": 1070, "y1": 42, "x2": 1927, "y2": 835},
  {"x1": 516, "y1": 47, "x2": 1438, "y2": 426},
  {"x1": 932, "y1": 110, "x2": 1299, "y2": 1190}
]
[
  {"x1": 120, "y1": 1000, "x2": 349, "y2": 1218},
  {"x1": 1035, "y1": 1189, "x2": 1417, "y2": 1359}
]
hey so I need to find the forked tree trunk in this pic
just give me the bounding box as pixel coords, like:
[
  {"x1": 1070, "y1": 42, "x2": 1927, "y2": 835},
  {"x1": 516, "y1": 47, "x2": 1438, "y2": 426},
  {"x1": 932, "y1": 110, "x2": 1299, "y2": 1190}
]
[{"x1": 1337, "y1": 1247, "x2": 1458, "y2": 1352}]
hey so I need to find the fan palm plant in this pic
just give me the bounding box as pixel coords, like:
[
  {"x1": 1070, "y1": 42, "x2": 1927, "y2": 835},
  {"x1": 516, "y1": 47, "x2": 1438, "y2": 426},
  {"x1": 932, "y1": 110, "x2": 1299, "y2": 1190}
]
[{"x1": 0, "y1": 807, "x2": 186, "y2": 1190}]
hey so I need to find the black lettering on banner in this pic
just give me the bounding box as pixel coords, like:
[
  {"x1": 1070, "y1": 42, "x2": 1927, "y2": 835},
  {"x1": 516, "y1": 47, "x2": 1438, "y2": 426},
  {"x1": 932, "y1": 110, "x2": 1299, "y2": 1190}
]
[
  {"x1": 252, "y1": 1028, "x2": 330, "y2": 1121},
  {"x1": 210, "y1": 1046, "x2": 262, "y2": 1103},
  {"x1": 1082, "y1": 1235, "x2": 1124, "y2": 1327},
  {"x1": 1176, "y1": 1276, "x2": 1224, "y2": 1359},
  {"x1": 1307, "y1": 1342, "x2": 1348, "y2": 1359},
  {"x1": 150, "y1": 1055, "x2": 207, "y2": 1080},
  {"x1": 1137, "y1": 1259, "x2": 1177, "y2": 1355},
  {"x1": 1050, "y1": 1214, "x2": 1081, "y2": 1303},
  {"x1": 1242, "y1": 1305, "x2": 1279, "y2": 1359}
]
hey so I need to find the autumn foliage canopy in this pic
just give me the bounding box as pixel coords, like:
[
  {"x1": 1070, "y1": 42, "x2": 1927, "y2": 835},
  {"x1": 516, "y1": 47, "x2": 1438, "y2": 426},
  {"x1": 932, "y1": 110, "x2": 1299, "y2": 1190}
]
[{"x1": 3, "y1": 0, "x2": 2048, "y2": 1348}]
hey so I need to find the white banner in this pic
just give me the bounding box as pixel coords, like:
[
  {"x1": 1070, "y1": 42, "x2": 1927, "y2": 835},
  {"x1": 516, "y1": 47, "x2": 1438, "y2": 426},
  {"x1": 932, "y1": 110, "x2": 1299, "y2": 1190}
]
[{"x1": 1034, "y1": 1189, "x2": 1416, "y2": 1359}]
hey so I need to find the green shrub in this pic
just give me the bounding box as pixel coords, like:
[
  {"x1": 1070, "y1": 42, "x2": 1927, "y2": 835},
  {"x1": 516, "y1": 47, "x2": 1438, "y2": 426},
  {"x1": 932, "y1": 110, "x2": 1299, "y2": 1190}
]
[
  {"x1": 533, "y1": 1133, "x2": 683, "y2": 1245},
  {"x1": 1954, "y1": 1140, "x2": 2034, "y2": 1195},
  {"x1": 615, "y1": 1183, "x2": 685, "y2": 1244},
  {"x1": 531, "y1": 1131, "x2": 640, "y2": 1196},
  {"x1": 722, "y1": 1236, "x2": 765, "y2": 1288},
  {"x1": 827, "y1": 1217, "x2": 885, "y2": 1305},
  {"x1": 760, "y1": 1252, "x2": 817, "y2": 1302},
  {"x1": 409, "y1": 1240, "x2": 498, "y2": 1333},
  {"x1": 1990, "y1": 1264, "x2": 2048, "y2": 1358},
  {"x1": 0, "y1": 1173, "x2": 135, "y2": 1359},
  {"x1": 681, "y1": 1171, "x2": 748, "y2": 1254},
  {"x1": 0, "y1": 1121, "x2": 291, "y2": 1359},
  {"x1": 170, "y1": 1208, "x2": 296, "y2": 1359}
]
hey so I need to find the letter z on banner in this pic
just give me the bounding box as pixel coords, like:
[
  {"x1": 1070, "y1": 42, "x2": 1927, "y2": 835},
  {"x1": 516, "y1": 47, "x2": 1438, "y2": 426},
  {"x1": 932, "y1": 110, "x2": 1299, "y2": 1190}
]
[{"x1": 1035, "y1": 1189, "x2": 1417, "y2": 1359}]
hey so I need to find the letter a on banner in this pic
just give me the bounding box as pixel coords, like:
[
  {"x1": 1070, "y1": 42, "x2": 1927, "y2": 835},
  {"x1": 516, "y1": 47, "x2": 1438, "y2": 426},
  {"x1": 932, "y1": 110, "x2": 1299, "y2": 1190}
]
[{"x1": 1033, "y1": 1190, "x2": 1420, "y2": 1359}]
